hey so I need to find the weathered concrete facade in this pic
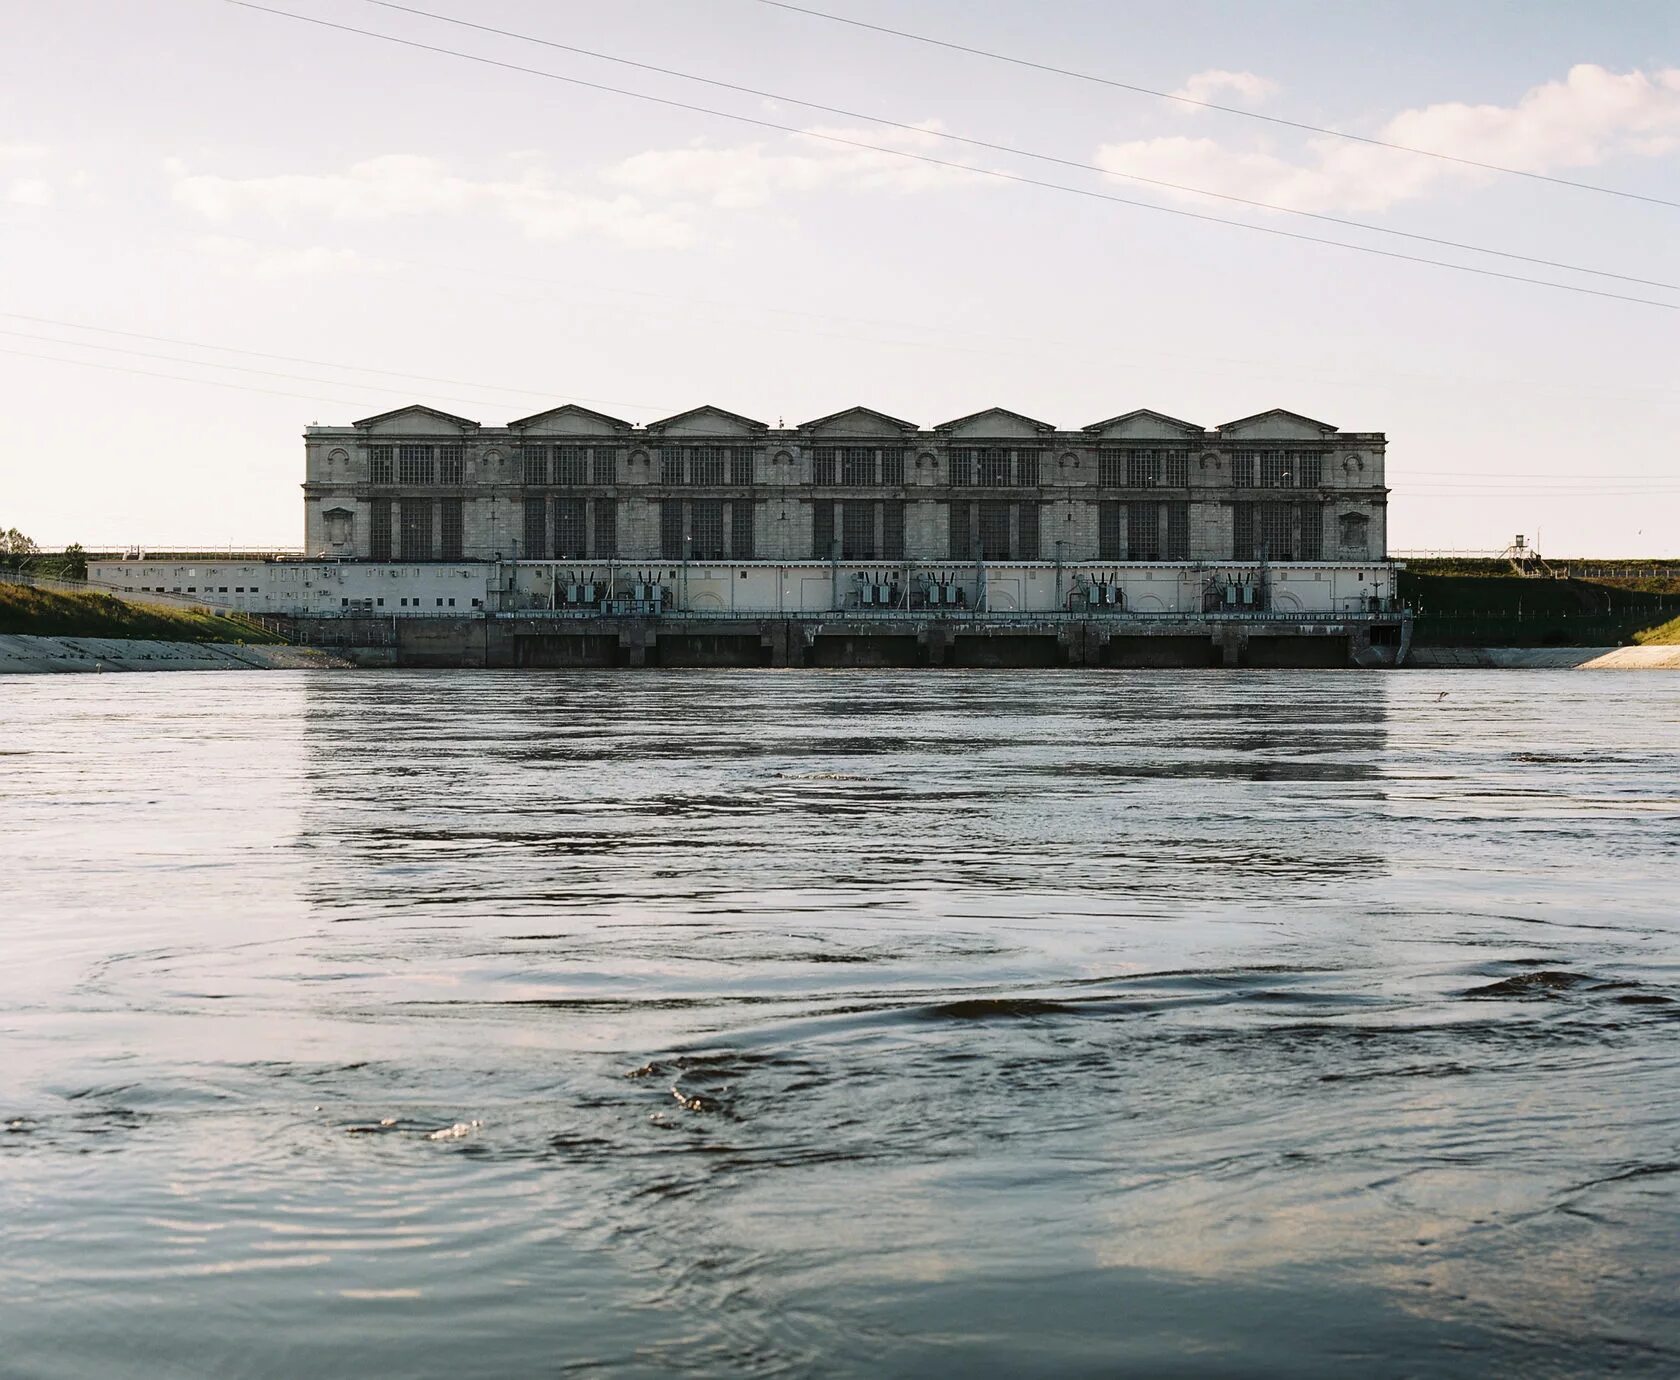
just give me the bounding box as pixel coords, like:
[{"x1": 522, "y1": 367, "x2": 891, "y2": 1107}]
[{"x1": 297, "y1": 402, "x2": 1389, "y2": 567}]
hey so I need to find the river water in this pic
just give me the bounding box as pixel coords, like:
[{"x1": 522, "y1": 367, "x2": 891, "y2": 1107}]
[{"x1": 2, "y1": 669, "x2": 1676, "y2": 1378}]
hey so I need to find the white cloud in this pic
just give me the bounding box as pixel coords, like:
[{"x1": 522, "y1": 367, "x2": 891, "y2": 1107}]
[
  {"x1": 7, "y1": 178, "x2": 54, "y2": 208},
  {"x1": 606, "y1": 121, "x2": 986, "y2": 208},
  {"x1": 194, "y1": 235, "x2": 375, "y2": 279},
  {"x1": 0, "y1": 142, "x2": 48, "y2": 162},
  {"x1": 172, "y1": 154, "x2": 694, "y2": 250},
  {"x1": 1171, "y1": 70, "x2": 1279, "y2": 108},
  {"x1": 1098, "y1": 64, "x2": 1680, "y2": 214}
]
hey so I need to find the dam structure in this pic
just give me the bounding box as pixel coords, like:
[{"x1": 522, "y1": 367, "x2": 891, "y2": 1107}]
[{"x1": 93, "y1": 402, "x2": 1409, "y2": 667}]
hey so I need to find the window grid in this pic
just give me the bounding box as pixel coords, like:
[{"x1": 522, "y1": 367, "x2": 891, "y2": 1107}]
[
  {"x1": 693, "y1": 448, "x2": 725, "y2": 487},
  {"x1": 523, "y1": 497, "x2": 547, "y2": 557},
  {"x1": 555, "y1": 498, "x2": 588, "y2": 558},
  {"x1": 730, "y1": 499, "x2": 755, "y2": 559},
  {"x1": 439, "y1": 498, "x2": 463, "y2": 559},
  {"x1": 691, "y1": 499, "x2": 725, "y2": 559},
  {"x1": 978, "y1": 500, "x2": 1011, "y2": 559},
  {"x1": 841, "y1": 500, "x2": 875, "y2": 560},
  {"x1": 659, "y1": 499, "x2": 684, "y2": 560},
  {"x1": 438, "y1": 445, "x2": 464, "y2": 485},
  {"x1": 522, "y1": 446, "x2": 549, "y2": 486},
  {"x1": 398, "y1": 444, "x2": 434, "y2": 486},
  {"x1": 948, "y1": 500, "x2": 973, "y2": 560},
  {"x1": 660, "y1": 447, "x2": 684, "y2": 486},
  {"x1": 812, "y1": 500, "x2": 835, "y2": 558},
  {"x1": 554, "y1": 446, "x2": 588, "y2": 486},
  {"x1": 1128, "y1": 503, "x2": 1160, "y2": 561},
  {"x1": 812, "y1": 448, "x2": 837, "y2": 486},
  {"x1": 591, "y1": 448, "x2": 617, "y2": 485},
  {"x1": 594, "y1": 499, "x2": 617, "y2": 558},
  {"x1": 949, "y1": 450, "x2": 976, "y2": 488},
  {"x1": 1126, "y1": 452, "x2": 1161, "y2": 488},
  {"x1": 1166, "y1": 501, "x2": 1189, "y2": 559},
  {"x1": 882, "y1": 500, "x2": 906, "y2": 559},
  {"x1": 729, "y1": 447, "x2": 754, "y2": 486},
  {"x1": 399, "y1": 499, "x2": 432, "y2": 560},
  {"x1": 369, "y1": 500, "x2": 393, "y2": 559},
  {"x1": 1098, "y1": 501, "x2": 1124, "y2": 559},
  {"x1": 369, "y1": 445, "x2": 394, "y2": 484},
  {"x1": 1017, "y1": 501, "x2": 1040, "y2": 560}
]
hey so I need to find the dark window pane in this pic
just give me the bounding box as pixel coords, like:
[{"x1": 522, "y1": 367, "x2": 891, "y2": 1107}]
[
  {"x1": 978, "y1": 500, "x2": 1011, "y2": 559},
  {"x1": 594, "y1": 499, "x2": 617, "y2": 558},
  {"x1": 555, "y1": 498, "x2": 587, "y2": 557},
  {"x1": 841, "y1": 500, "x2": 875, "y2": 559},
  {"x1": 400, "y1": 499, "x2": 433, "y2": 560},
  {"x1": 369, "y1": 500, "x2": 392, "y2": 559},
  {"x1": 882, "y1": 500, "x2": 905, "y2": 559},
  {"x1": 1016, "y1": 502, "x2": 1040, "y2": 560},
  {"x1": 691, "y1": 499, "x2": 725, "y2": 559},
  {"x1": 660, "y1": 499, "x2": 684, "y2": 560},
  {"x1": 439, "y1": 498, "x2": 463, "y2": 559},
  {"x1": 1098, "y1": 501, "x2": 1124, "y2": 559},
  {"x1": 1128, "y1": 503, "x2": 1160, "y2": 561},
  {"x1": 523, "y1": 497, "x2": 547, "y2": 557},
  {"x1": 948, "y1": 501, "x2": 972, "y2": 559},
  {"x1": 730, "y1": 499, "x2": 755, "y2": 559},
  {"x1": 811, "y1": 500, "x2": 835, "y2": 558}
]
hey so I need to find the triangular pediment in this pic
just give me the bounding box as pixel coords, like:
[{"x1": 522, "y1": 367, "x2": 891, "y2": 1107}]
[
  {"x1": 799, "y1": 405, "x2": 919, "y2": 437},
  {"x1": 354, "y1": 404, "x2": 477, "y2": 434},
  {"x1": 644, "y1": 405, "x2": 768, "y2": 436},
  {"x1": 508, "y1": 404, "x2": 634, "y2": 435},
  {"x1": 934, "y1": 407, "x2": 1056, "y2": 438},
  {"x1": 1217, "y1": 409, "x2": 1339, "y2": 439},
  {"x1": 1082, "y1": 409, "x2": 1205, "y2": 439}
]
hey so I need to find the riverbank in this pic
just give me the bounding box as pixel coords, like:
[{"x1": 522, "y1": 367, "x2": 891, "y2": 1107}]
[
  {"x1": 1405, "y1": 645, "x2": 1680, "y2": 669},
  {"x1": 0, "y1": 634, "x2": 350, "y2": 674}
]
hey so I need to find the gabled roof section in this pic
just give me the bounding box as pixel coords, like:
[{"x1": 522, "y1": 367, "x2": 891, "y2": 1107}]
[
  {"x1": 1081, "y1": 409, "x2": 1204, "y2": 435},
  {"x1": 507, "y1": 403, "x2": 634, "y2": 432},
  {"x1": 643, "y1": 405, "x2": 769, "y2": 434},
  {"x1": 932, "y1": 407, "x2": 1056, "y2": 435},
  {"x1": 1217, "y1": 408, "x2": 1339, "y2": 436},
  {"x1": 798, "y1": 405, "x2": 919, "y2": 434},
  {"x1": 354, "y1": 404, "x2": 478, "y2": 430}
]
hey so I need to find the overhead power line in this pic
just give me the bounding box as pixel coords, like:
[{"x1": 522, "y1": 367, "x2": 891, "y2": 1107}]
[
  {"x1": 0, "y1": 344, "x2": 370, "y2": 407},
  {"x1": 749, "y1": 0, "x2": 1680, "y2": 211},
  {"x1": 224, "y1": 3, "x2": 1677, "y2": 311},
  {"x1": 358, "y1": 0, "x2": 1676, "y2": 292}
]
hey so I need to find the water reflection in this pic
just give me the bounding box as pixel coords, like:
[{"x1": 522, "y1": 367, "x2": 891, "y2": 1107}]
[{"x1": 1, "y1": 669, "x2": 1676, "y2": 1377}]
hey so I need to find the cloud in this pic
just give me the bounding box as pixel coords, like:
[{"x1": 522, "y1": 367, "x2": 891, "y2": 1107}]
[
  {"x1": 6, "y1": 178, "x2": 53, "y2": 208},
  {"x1": 1172, "y1": 70, "x2": 1279, "y2": 108},
  {"x1": 605, "y1": 121, "x2": 986, "y2": 208},
  {"x1": 193, "y1": 235, "x2": 375, "y2": 279},
  {"x1": 169, "y1": 124, "x2": 986, "y2": 246},
  {"x1": 0, "y1": 142, "x2": 48, "y2": 162},
  {"x1": 172, "y1": 154, "x2": 694, "y2": 250},
  {"x1": 1097, "y1": 64, "x2": 1680, "y2": 214}
]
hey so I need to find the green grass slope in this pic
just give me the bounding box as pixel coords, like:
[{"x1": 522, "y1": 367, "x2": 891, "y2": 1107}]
[{"x1": 0, "y1": 584, "x2": 284, "y2": 644}]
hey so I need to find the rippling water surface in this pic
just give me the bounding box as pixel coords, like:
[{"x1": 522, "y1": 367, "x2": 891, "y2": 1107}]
[{"x1": 2, "y1": 669, "x2": 1677, "y2": 1378}]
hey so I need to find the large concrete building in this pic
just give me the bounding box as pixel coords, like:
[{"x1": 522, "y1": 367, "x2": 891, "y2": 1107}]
[
  {"x1": 92, "y1": 401, "x2": 1406, "y2": 666},
  {"x1": 299, "y1": 403, "x2": 1388, "y2": 569}
]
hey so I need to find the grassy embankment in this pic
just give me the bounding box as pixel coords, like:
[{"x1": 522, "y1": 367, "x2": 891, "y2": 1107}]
[
  {"x1": 0, "y1": 584, "x2": 285, "y2": 644},
  {"x1": 1401, "y1": 560, "x2": 1680, "y2": 647}
]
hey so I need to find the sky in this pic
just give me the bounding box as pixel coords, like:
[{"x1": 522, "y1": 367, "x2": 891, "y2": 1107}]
[{"x1": 2, "y1": 0, "x2": 1676, "y2": 553}]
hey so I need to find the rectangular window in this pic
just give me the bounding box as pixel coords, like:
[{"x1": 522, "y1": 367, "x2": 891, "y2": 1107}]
[
  {"x1": 594, "y1": 498, "x2": 617, "y2": 558},
  {"x1": 555, "y1": 497, "x2": 588, "y2": 558},
  {"x1": 1297, "y1": 502, "x2": 1325, "y2": 559},
  {"x1": 369, "y1": 445, "x2": 394, "y2": 484},
  {"x1": 1128, "y1": 503, "x2": 1160, "y2": 561},
  {"x1": 1127, "y1": 452, "x2": 1160, "y2": 488},
  {"x1": 841, "y1": 500, "x2": 875, "y2": 559},
  {"x1": 592, "y1": 447, "x2": 617, "y2": 485},
  {"x1": 440, "y1": 497, "x2": 463, "y2": 560},
  {"x1": 881, "y1": 449, "x2": 906, "y2": 486},
  {"x1": 730, "y1": 499, "x2": 755, "y2": 559},
  {"x1": 1260, "y1": 451, "x2": 1290, "y2": 488},
  {"x1": 812, "y1": 500, "x2": 835, "y2": 558},
  {"x1": 1231, "y1": 451, "x2": 1259, "y2": 488},
  {"x1": 882, "y1": 500, "x2": 905, "y2": 559},
  {"x1": 812, "y1": 448, "x2": 836, "y2": 486},
  {"x1": 1260, "y1": 501, "x2": 1295, "y2": 559},
  {"x1": 1016, "y1": 501, "x2": 1040, "y2": 559},
  {"x1": 1164, "y1": 452, "x2": 1189, "y2": 487},
  {"x1": 978, "y1": 449, "x2": 1010, "y2": 487},
  {"x1": 660, "y1": 447, "x2": 684, "y2": 486},
  {"x1": 949, "y1": 449, "x2": 976, "y2": 487},
  {"x1": 691, "y1": 499, "x2": 725, "y2": 558},
  {"x1": 523, "y1": 496, "x2": 548, "y2": 557},
  {"x1": 1098, "y1": 500, "x2": 1124, "y2": 559},
  {"x1": 399, "y1": 499, "x2": 433, "y2": 560},
  {"x1": 693, "y1": 448, "x2": 725, "y2": 486},
  {"x1": 522, "y1": 445, "x2": 548, "y2": 486},
  {"x1": 1294, "y1": 452, "x2": 1323, "y2": 487},
  {"x1": 1232, "y1": 501, "x2": 1256, "y2": 560},
  {"x1": 554, "y1": 446, "x2": 588, "y2": 486},
  {"x1": 1099, "y1": 452, "x2": 1125, "y2": 487},
  {"x1": 978, "y1": 500, "x2": 1011, "y2": 559},
  {"x1": 1015, "y1": 451, "x2": 1041, "y2": 488},
  {"x1": 1166, "y1": 501, "x2": 1189, "y2": 559},
  {"x1": 948, "y1": 500, "x2": 973, "y2": 560},
  {"x1": 729, "y1": 447, "x2": 754, "y2": 486},
  {"x1": 398, "y1": 444, "x2": 434, "y2": 485},
  {"x1": 660, "y1": 499, "x2": 684, "y2": 559},
  {"x1": 841, "y1": 448, "x2": 876, "y2": 486},
  {"x1": 438, "y1": 444, "x2": 464, "y2": 485}
]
